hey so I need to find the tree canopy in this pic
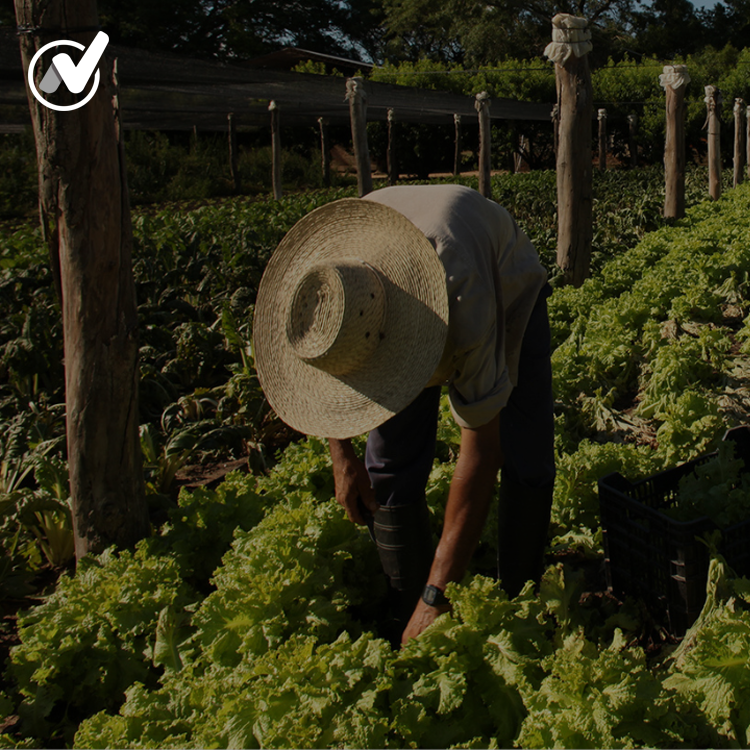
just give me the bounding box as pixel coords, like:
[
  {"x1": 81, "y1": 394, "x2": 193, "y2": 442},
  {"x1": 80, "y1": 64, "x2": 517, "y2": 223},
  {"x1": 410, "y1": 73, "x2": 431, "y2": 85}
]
[
  {"x1": 4, "y1": 0, "x2": 747, "y2": 68},
  {"x1": 94, "y1": 0, "x2": 384, "y2": 62}
]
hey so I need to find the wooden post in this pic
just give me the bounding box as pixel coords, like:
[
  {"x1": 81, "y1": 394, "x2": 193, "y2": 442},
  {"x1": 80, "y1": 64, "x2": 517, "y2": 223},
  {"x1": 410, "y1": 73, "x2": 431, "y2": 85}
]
[
  {"x1": 598, "y1": 108, "x2": 607, "y2": 171},
  {"x1": 705, "y1": 86, "x2": 722, "y2": 201},
  {"x1": 387, "y1": 108, "x2": 397, "y2": 186},
  {"x1": 318, "y1": 117, "x2": 330, "y2": 188},
  {"x1": 515, "y1": 134, "x2": 527, "y2": 173},
  {"x1": 269, "y1": 100, "x2": 282, "y2": 200},
  {"x1": 15, "y1": 0, "x2": 149, "y2": 558},
  {"x1": 346, "y1": 77, "x2": 373, "y2": 197},
  {"x1": 228, "y1": 113, "x2": 240, "y2": 193},
  {"x1": 661, "y1": 65, "x2": 690, "y2": 220},
  {"x1": 475, "y1": 91, "x2": 492, "y2": 199},
  {"x1": 627, "y1": 113, "x2": 639, "y2": 168},
  {"x1": 453, "y1": 114, "x2": 462, "y2": 175},
  {"x1": 544, "y1": 13, "x2": 593, "y2": 287},
  {"x1": 734, "y1": 98, "x2": 745, "y2": 188}
]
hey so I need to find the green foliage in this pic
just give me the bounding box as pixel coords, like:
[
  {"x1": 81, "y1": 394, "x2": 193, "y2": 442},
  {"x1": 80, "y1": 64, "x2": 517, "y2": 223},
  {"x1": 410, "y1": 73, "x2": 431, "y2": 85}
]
[
  {"x1": 517, "y1": 628, "x2": 692, "y2": 749},
  {"x1": 7, "y1": 170, "x2": 750, "y2": 748},
  {"x1": 550, "y1": 181, "x2": 750, "y2": 468},
  {"x1": 8, "y1": 543, "x2": 197, "y2": 745},
  {"x1": 0, "y1": 132, "x2": 37, "y2": 220},
  {"x1": 150, "y1": 471, "x2": 270, "y2": 585},
  {"x1": 190, "y1": 493, "x2": 378, "y2": 667}
]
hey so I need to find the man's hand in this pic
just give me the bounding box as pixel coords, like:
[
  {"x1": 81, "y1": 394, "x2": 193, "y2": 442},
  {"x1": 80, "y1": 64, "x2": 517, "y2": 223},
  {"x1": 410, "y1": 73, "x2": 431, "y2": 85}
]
[
  {"x1": 401, "y1": 598, "x2": 451, "y2": 645},
  {"x1": 328, "y1": 438, "x2": 379, "y2": 525}
]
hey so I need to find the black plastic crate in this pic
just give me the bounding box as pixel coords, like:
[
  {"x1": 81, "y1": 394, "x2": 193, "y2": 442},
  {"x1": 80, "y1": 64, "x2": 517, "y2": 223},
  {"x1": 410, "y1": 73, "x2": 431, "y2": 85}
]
[{"x1": 598, "y1": 426, "x2": 750, "y2": 635}]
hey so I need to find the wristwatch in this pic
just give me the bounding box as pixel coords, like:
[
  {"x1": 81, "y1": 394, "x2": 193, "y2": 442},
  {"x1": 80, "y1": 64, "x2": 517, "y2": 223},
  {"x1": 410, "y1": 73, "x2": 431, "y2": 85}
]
[{"x1": 422, "y1": 584, "x2": 449, "y2": 607}]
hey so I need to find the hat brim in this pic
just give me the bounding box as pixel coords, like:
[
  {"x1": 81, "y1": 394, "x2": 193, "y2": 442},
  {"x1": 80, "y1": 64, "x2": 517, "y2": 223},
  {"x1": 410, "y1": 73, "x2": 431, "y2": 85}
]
[{"x1": 254, "y1": 198, "x2": 449, "y2": 439}]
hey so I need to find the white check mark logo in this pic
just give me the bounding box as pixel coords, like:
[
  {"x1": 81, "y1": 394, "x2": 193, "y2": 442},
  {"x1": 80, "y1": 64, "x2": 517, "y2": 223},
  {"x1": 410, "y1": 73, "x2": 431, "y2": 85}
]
[{"x1": 39, "y1": 31, "x2": 109, "y2": 95}]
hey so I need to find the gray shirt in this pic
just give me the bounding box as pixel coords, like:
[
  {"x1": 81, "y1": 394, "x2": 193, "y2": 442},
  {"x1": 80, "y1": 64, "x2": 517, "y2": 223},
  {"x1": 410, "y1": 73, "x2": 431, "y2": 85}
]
[{"x1": 364, "y1": 184, "x2": 547, "y2": 428}]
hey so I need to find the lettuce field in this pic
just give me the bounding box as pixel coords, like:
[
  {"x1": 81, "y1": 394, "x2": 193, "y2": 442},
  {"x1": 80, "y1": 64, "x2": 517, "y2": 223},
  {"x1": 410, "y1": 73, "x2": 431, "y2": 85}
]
[{"x1": 2, "y1": 167, "x2": 750, "y2": 748}]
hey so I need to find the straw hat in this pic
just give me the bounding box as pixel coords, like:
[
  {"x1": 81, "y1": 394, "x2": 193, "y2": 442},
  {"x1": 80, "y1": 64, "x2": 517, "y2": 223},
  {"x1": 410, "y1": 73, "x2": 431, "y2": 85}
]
[{"x1": 254, "y1": 198, "x2": 449, "y2": 439}]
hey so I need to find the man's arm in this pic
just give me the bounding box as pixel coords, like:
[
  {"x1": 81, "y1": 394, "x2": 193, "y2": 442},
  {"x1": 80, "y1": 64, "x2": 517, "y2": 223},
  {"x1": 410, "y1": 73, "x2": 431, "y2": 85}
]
[
  {"x1": 328, "y1": 438, "x2": 379, "y2": 525},
  {"x1": 401, "y1": 412, "x2": 503, "y2": 644}
]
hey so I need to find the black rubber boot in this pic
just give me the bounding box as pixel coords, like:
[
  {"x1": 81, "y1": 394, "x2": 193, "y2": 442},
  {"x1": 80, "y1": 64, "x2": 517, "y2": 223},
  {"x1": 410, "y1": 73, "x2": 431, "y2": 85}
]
[
  {"x1": 497, "y1": 470, "x2": 554, "y2": 599},
  {"x1": 372, "y1": 501, "x2": 434, "y2": 643}
]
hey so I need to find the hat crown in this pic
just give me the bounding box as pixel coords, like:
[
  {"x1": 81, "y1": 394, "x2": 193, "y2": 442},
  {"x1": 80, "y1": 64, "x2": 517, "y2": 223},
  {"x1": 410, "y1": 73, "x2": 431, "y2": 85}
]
[{"x1": 286, "y1": 258, "x2": 386, "y2": 376}]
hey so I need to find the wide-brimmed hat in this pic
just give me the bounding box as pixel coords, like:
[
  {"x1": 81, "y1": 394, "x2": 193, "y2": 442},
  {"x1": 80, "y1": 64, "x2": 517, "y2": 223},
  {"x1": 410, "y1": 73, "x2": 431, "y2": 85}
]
[{"x1": 253, "y1": 198, "x2": 449, "y2": 439}]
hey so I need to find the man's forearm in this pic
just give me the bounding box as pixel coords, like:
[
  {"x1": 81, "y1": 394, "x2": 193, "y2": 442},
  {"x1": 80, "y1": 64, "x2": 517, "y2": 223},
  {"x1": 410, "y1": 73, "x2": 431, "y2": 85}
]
[
  {"x1": 427, "y1": 451, "x2": 498, "y2": 589},
  {"x1": 427, "y1": 414, "x2": 503, "y2": 590},
  {"x1": 328, "y1": 436, "x2": 354, "y2": 465}
]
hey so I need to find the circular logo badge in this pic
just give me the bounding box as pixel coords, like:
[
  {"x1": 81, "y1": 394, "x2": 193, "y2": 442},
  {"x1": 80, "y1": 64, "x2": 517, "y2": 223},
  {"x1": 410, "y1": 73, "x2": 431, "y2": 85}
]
[{"x1": 28, "y1": 39, "x2": 101, "y2": 112}]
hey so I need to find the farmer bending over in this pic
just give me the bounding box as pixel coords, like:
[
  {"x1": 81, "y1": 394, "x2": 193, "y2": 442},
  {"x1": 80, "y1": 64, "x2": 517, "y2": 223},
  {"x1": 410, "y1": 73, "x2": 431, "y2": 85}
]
[{"x1": 254, "y1": 184, "x2": 555, "y2": 645}]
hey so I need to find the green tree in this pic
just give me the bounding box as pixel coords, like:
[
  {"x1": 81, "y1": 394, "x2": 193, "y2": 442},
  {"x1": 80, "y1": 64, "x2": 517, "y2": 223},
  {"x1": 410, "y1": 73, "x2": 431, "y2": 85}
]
[
  {"x1": 96, "y1": 0, "x2": 383, "y2": 62},
  {"x1": 381, "y1": 0, "x2": 640, "y2": 65},
  {"x1": 701, "y1": 0, "x2": 750, "y2": 52},
  {"x1": 628, "y1": 0, "x2": 707, "y2": 58}
]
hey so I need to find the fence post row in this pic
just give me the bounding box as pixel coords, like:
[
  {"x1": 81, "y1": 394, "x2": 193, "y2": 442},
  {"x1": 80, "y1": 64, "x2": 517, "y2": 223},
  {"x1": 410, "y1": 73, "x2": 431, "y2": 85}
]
[
  {"x1": 269, "y1": 101, "x2": 282, "y2": 200},
  {"x1": 544, "y1": 12, "x2": 593, "y2": 288},
  {"x1": 346, "y1": 76, "x2": 373, "y2": 197},
  {"x1": 734, "y1": 98, "x2": 745, "y2": 188},
  {"x1": 475, "y1": 91, "x2": 492, "y2": 199},
  {"x1": 387, "y1": 108, "x2": 398, "y2": 186},
  {"x1": 453, "y1": 114, "x2": 462, "y2": 176},
  {"x1": 598, "y1": 108, "x2": 607, "y2": 171},
  {"x1": 318, "y1": 117, "x2": 331, "y2": 188},
  {"x1": 660, "y1": 65, "x2": 690, "y2": 220},
  {"x1": 705, "y1": 85, "x2": 722, "y2": 201}
]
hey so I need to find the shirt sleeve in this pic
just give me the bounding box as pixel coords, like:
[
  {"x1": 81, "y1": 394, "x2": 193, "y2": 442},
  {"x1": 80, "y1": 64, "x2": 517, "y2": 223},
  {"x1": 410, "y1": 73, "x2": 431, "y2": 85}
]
[{"x1": 447, "y1": 309, "x2": 513, "y2": 429}]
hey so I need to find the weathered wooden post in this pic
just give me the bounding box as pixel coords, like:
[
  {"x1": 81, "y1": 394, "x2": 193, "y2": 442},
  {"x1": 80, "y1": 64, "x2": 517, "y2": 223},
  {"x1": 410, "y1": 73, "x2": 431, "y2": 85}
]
[
  {"x1": 598, "y1": 108, "x2": 607, "y2": 171},
  {"x1": 734, "y1": 98, "x2": 745, "y2": 187},
  {"x1": 269, "y1": 101, "x2": 282, "y2": 199},
  {"x1": 660, "y1": 65, "x2": 690, "y2": 220},
  {"x1": 475, "y1": 91, "x2": 492, "y2": 198},
  {"x1": 346, "y1": 76, "x2": 373, "y2": 197},
  {"x1": 627, "y1": 113, "x2": 639, "y2": 168},
  {"x1": 387, "y1": 108, "x2": 398, "y2": 186},
  {"x1": 544, "y1": 13, "x2": 593, "y2": 287},
  {"x1": 318, "y1": 117, "x2": 330, "y2": 188},
  {"x1": 228, "y1": 113, "x2": 240, "y2": 193},
  {"x1": 515, "y1": 134, "x2": 527, "y2": 173},
  {"x1": 453, "y1": 114, "x2": 462, "y2": 175},
  {"x1": 15, "y1": 0, "x2": 149, "y2": 558},
  {"x1": 705, "y1": 86, "x2": 722, "y2": 201}
]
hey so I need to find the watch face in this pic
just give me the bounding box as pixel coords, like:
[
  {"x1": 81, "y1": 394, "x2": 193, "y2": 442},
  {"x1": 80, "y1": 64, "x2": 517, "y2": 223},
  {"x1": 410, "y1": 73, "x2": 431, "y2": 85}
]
[{"x1": 423, "y1": 585, "x2": 445, "y2": 606}]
